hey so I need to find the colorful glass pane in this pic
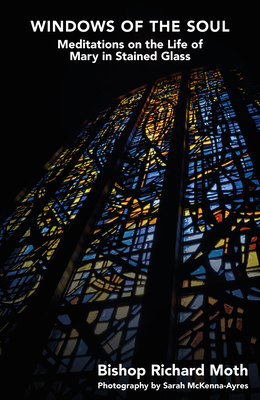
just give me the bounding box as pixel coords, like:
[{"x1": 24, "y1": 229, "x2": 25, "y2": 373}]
[
  {"x1": 0, "y1": 109, "x2": 108, "y2": 246},
  {"x1": 176, "y1": 69, "x2": 260, "y2": 391},
  {"x1": 1, "y1": 67, "x2": 260, "y2": 400},
  {"x1": 26, "y1": 74, "x2": 181, "y2": 398},
  {"x1": 0, "y1": 89, "x2": 145, "y2": 352}
]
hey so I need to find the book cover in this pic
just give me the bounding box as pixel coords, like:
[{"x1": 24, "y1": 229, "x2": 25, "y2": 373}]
[{"x1": 2, "y1": 4, "x2": 259, "y2": 399}]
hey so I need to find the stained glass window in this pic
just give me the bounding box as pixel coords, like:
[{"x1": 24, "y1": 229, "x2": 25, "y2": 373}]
[
  {"x1": 0, "y1": 88, "x2": 145, "y2": 352},
  {"x1": 1, "y1": 67, "x2": 260, "y2": 400},
  {"x1": 25, "y1": 74, "x2": 182, "y2": 399},
  {"x1": 175, "y1": 68, "x2": 260, "y2": 395},
  {"x1": 228, "y1": 66, "x2": 260, "y2": 134}
]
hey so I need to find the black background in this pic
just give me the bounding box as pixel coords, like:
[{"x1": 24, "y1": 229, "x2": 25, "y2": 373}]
[{"x1": 2, "y1": 3, "x2": 259, "y2": 215}]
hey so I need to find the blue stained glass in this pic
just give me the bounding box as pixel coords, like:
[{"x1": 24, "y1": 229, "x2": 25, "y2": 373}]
[
  {"x1": 58, "y1": 315, "x2": 71, "y2": 325},
  {"x1": 225, "y1": 262, "x2": 232, "y2": 270},
  {"x1": 209, "y1": 259, "x2": 222, "y2": 272},
  {"x1": 177, "y1": 349, "x2": 192, "y2": 360},
  {"x1": 146, "y1": 234, "x2": 154, "y2": 242},
  {"x1": 232, "y1": 289, "x2": 243, "y2": 298},
  {"x1": 77, "y1": 340, "x2": 88, "y2": 355},
  {"x1": 225, "y1": 272, "x2": 235, "y2": 281},
  {"x1": 209, "y1": 249, "x2": 224, "y2": 258},
  {"x1": 179, "y1": 312, "x2": 192, "y2": 322},
  {"x1": 183, "y1": 244, "x2": 200, "y2": 254},
  {"x1": 190, "y1": 294, "x2": 204, "y2": 309},
  {"x1": 248, "y1": 295, "x2": 260, "y2": 301},
  {"x1": 128, "y1": 314, "x2": 140, "y2": 328},
  {"x1": 123, "y1": 230, "x2": 135, "y2": 239},
  {"x1": 100, "y1": 309, "x2": 114, "y2": 321},
  {"x1": 183, "y1": 217, "x2": 192, "y2": 228},
  {"x1": 122, "y1": 239, "x2": 133, "y2": 246}
]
